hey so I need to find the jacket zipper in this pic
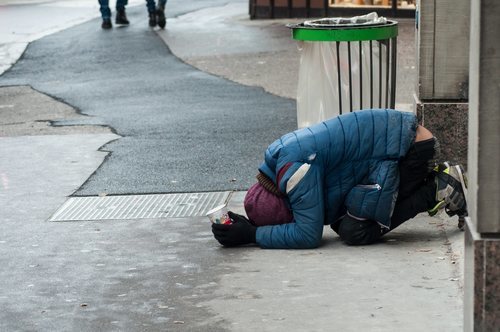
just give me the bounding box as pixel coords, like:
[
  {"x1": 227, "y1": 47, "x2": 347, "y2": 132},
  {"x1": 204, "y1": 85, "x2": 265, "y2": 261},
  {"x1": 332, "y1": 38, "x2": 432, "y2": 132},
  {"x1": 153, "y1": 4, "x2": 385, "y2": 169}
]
[{"x1": 356, "y1": 183, "x2": 381, "y2": 190}]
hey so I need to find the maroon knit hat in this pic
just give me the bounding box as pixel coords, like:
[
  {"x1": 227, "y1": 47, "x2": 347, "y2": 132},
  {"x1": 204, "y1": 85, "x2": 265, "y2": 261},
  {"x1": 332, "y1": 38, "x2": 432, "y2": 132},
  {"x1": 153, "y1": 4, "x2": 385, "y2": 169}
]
[{"x1": 244, "y1": 182, "x2": 294, "y2": 226}]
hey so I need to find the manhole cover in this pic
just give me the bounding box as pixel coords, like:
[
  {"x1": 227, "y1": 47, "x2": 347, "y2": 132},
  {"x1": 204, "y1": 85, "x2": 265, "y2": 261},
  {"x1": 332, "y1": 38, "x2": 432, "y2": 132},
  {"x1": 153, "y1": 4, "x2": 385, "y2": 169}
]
[{"x1": 49, "y1": 191, "x2": 231, "y2": 221}]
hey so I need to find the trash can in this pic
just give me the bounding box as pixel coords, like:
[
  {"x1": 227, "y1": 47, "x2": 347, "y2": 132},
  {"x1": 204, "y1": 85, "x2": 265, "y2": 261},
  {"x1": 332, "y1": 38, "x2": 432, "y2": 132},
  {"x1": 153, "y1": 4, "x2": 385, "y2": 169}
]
[{"x1": 288, "y1": 13, "x2": 398, "y2": 128}]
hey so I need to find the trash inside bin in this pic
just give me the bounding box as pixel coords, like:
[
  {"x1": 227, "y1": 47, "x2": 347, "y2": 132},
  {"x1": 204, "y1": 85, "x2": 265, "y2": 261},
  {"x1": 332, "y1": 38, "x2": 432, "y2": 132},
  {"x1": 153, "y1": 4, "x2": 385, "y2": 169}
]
[{"x1": 288, "y1": 13, "x2": 398, "y2": 128}]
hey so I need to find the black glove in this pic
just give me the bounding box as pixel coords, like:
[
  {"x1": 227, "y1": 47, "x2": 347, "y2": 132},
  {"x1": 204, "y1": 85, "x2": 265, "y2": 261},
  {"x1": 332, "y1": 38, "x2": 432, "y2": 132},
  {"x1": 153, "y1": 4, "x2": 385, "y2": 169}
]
[{"x1": 212, "y1": 211, "x2": 257, "y2": 247}]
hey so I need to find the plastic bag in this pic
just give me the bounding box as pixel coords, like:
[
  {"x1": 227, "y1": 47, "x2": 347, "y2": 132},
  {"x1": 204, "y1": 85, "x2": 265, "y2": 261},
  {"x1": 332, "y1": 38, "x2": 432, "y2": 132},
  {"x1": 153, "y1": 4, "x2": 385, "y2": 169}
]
[
  {"x1": 303, "y1": 12, "x2": 387, "y2": 27},
  {"x1": 296, "y1": 13, "x2": 390, "y2": 128}
]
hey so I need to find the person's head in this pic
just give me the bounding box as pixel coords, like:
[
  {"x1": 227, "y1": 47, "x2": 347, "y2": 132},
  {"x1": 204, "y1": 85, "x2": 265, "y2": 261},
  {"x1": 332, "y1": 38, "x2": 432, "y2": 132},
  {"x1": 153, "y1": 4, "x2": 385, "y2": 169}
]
[{"x1": 244, "y1": 175, "x2": 293, "y2": 226}]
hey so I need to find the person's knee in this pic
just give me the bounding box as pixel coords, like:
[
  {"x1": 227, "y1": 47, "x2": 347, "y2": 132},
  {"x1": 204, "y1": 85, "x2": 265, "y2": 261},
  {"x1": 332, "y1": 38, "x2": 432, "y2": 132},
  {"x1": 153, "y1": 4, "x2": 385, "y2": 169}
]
[
  {"x1": 337, "y1": 218, "x2": 382, "y2": 246},
  {"x1": 338, "y1": 225, "x2": 368, "y2": 245}
]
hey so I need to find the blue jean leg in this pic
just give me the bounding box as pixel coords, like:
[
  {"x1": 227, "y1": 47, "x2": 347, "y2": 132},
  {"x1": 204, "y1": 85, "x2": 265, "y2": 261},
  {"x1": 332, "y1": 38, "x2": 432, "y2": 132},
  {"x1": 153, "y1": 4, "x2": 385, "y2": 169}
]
[
  {"x1": 99, "y1": 0, "x2": 111, "y2": 19},
  {"x1": 145, "y1": 0, "x2": 155, "y2": 13},
  {"x1": 116, "y1": 0, "x2": 128, "y2": 11},
  {"x1": 145, "y1": 0, "x2": 167, "y2": 13},
  {"x1": 99, "y1": 0, "x2": 128, "y2": 19}
]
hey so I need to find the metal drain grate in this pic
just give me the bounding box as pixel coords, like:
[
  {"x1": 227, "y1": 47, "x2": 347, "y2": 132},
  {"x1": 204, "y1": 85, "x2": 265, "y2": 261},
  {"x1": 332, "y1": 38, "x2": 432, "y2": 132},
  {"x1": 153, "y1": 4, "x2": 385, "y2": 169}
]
[{"x1": 49, "y1": 191, "x2": 231, "y2": 221}]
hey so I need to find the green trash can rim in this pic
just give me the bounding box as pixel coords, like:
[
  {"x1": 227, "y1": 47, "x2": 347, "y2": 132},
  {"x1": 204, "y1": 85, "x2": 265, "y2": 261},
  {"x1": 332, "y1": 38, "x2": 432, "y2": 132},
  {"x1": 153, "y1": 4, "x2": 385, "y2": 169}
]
[{"x1": 288, "y1": 20, "x2": 398, "y2": 42}]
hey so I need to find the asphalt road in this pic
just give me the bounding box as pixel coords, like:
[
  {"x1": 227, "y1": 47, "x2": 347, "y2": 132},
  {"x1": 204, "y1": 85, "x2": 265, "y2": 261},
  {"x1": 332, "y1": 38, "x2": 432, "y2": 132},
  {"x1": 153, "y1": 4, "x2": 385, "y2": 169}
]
[{"x1": 0, "y1": 0, "x2": 296, "y2": 196}]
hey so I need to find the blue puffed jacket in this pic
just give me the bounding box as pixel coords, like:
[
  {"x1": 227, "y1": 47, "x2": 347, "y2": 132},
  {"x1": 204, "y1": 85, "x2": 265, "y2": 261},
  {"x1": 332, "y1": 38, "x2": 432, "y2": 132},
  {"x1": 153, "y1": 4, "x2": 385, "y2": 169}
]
[{"x1": 255, "y1": 109, "x2": 418, "y2": 249}]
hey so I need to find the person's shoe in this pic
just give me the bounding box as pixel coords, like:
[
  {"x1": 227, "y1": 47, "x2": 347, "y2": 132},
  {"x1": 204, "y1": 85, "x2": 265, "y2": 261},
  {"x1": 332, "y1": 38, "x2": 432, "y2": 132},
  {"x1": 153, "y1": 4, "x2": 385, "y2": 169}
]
[
  {"x1": 157, "y1": 6, "x2": 166, "y2": 29},
  {"x1": 428, "y1": 162, "x2": 468, "y2": 217},
  {"x1": 101, "y1": 19, "x2": 112, "y2": 29},
  {"x1": 115, "y1": 9, "x2": 129, "y2": 25},
  {"x1": 427, "y1": 200, "x2": 446, "y2": 217},
  {"x1": 149, "y1": 11, "x2": 157, "y2": 27}
]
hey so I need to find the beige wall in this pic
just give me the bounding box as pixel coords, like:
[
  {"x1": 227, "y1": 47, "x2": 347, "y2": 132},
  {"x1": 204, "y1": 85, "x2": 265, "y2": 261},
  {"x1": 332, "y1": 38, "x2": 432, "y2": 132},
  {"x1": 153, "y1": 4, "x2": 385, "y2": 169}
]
[
  {"x1": 416, "y1": 0, "x2": 470, "y2": 100},
  {"x1": 467, "y1": 0, "x2": 500, "y2": 234}
]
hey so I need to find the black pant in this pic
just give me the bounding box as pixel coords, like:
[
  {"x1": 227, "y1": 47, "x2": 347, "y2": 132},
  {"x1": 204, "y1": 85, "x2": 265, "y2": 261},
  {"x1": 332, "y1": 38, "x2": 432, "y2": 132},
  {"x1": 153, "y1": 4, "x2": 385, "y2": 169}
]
[{"x1": 335, "y1": 138, "x2": 439, "y2": 245}]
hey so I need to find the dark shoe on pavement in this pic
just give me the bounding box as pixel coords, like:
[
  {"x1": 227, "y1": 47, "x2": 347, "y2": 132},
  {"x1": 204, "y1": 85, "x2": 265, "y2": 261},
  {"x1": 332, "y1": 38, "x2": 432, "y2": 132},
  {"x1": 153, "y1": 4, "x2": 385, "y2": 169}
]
[
  {"x1": 101, "y1": 19, "x2": 112, "y2": 29},
  {"x1": 115, "y1": 9, "x2": 129, "y2": 25},
  {"x1": 157, "y1": 6, "x2": 166, "y2": 29},
  {"x1": 149, "y1": 11, "x2": 157, "y2": 27}
]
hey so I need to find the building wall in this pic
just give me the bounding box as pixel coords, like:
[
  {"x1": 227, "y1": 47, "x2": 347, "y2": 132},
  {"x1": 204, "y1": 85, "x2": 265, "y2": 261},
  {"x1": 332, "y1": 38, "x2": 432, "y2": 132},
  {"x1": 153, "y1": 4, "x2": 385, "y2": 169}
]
[
  {"x1": 249, "y1": 0, "x2": 414, "y2": 19},
  {"x1": 417, "y1": 0, "x2": 470, "y2": 100},
  {"x1": 415, "y1": 0, "x2": 470, "y2": 166},
  {"x1": 464, "y1": 0, "x2": 500, "y2": 330}
]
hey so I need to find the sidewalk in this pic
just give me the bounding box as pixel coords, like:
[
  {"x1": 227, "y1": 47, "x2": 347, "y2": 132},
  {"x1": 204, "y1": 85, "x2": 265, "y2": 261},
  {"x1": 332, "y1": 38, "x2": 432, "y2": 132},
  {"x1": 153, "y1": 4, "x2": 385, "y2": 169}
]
[
  {"x1": 0, "y1": 2, "x2": 464, "y2": 331},
  {"x1": 162, "y1": 4, "x2": 464, "y2": 330},
  {"x1": 158, "y1": 3, "x2": 416, "y2": 109},
  {"x1": 0, "y1": 0, "x2": 143, "y2": 74}
]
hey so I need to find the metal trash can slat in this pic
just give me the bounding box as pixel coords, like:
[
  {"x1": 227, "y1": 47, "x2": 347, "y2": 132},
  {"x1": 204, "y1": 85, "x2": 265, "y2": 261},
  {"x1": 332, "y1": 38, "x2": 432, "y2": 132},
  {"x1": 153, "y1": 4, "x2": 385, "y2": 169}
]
[{"x1": 288, "y1": 13, "x2": 398, "y2": 128}]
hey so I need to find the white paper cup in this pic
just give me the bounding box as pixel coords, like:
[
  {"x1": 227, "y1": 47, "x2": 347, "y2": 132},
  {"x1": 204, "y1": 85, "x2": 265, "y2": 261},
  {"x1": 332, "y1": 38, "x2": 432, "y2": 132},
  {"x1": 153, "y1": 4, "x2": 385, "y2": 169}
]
[{"x1": 206, "y1": 204, "x2": 232, "y2": 224}]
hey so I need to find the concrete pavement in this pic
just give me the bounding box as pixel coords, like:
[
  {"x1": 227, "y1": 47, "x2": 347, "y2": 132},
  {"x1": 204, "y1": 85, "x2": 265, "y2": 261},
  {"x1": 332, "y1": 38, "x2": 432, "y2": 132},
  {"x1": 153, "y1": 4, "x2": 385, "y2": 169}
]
[
  {"x1": 0, "y1": 1, "x2": 465, "y2": 331},
  {"x1": 0, "y1": 0, "x2": 145, "y2": 75},
  {"x1": 158, "y1": 2, "x2": 417, "y2": 109},
  {"x1": 163, "y1": 8, "x2": 464, "y2": 330},
  {"x1": 0, "y1": 1, "x2": 297, "y2": 195}
]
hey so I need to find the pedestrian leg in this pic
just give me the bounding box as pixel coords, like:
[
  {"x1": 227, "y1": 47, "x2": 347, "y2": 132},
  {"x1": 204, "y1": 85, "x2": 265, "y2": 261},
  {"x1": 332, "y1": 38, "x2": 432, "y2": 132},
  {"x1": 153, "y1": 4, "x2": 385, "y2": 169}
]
[
  {"x1": 145, "y1": 0, "x2": 157, "y2": 27},
  {"x1": 156, "y1": 0, "x2": 167, "y2": 28},
  {"x1": 99, "y1": 0, "x2": 113, "y2": 29}
]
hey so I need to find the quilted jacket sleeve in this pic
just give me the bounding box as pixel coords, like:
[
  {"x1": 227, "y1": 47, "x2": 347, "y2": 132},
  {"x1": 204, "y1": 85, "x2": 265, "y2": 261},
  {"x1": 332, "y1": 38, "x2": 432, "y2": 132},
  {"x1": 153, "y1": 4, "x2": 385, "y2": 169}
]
[
  {"x1": 255, "y1": 162, "x2": 325, "y2": 249},
  {"x1": 344, "y1": 159, "x2": 400, "y2": 228}
]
